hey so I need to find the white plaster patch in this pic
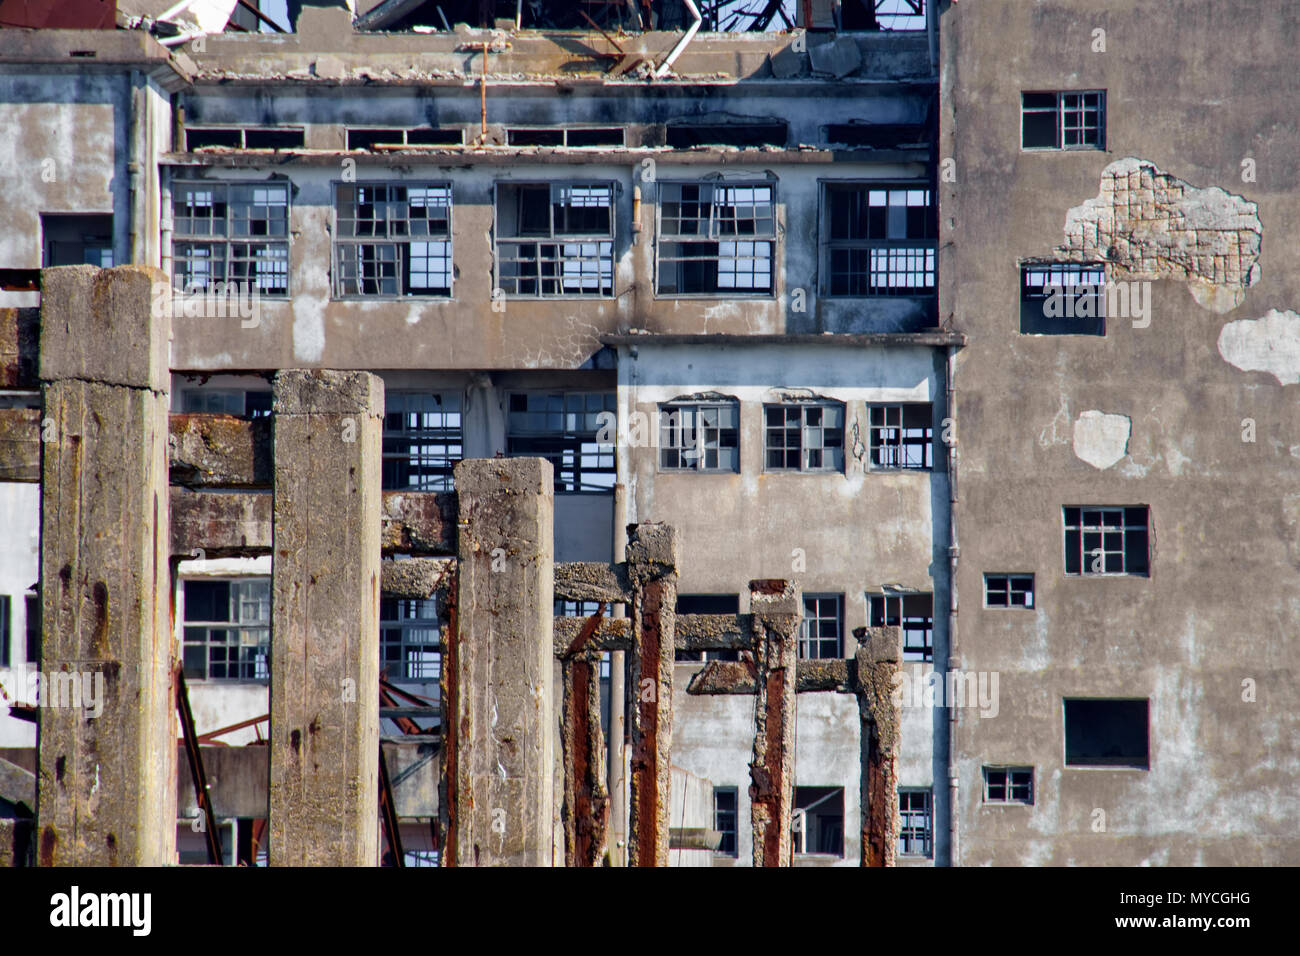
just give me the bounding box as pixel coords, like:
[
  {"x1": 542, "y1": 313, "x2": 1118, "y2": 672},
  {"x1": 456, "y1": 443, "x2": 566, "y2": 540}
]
[
  {"x1": 1072, "y1": 410, "x2": 1130, "y2": 469},
  {"x1": 1217, "y1": 309, "x2": 1300, "y2": 385},
  {"x1": 292, "y1": 297, "x2": 326, "y2": 363},
  {"x1": 1057, "y1": 158, "x2": 1262, "y2": 314}
]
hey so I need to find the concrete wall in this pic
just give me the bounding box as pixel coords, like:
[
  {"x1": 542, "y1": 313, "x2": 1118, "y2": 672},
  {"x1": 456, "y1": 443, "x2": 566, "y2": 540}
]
[{"x1": 941, "y1": 0, "x2": 1300, "y2": 865}]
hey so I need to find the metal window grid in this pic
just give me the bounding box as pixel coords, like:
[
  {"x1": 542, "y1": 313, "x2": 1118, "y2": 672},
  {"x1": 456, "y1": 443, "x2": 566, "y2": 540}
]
[
  {"x1": 800, "y1": 594, "x2": 843, "y2": 660},
  {"x1": 984, "y1": 767, "x2": 1034, "y2": 804},
  {"x1": 658, "y1": 403, "x2": 740, "y2": 472},
  {"x1": 507, "y1": 392, "x2": 616, "y2": 493},
  {"x1": 383, "y1": 392, "x2": 463, "y2": 492},
  {"x1": 1063, "y1": 506, "x2": 1149, "y2": 575},
  {"x1": 172, "y1": 182, "x2": 289, "y2": 296},
  {"x1": 825, "y1": 184, "x2": 935, "y2": 296},
  {"x1": 1021, "y1": 91, "x2": 1105, "y2": 150},
  {"x1": 334, "y1": 183, "x2": 452, "y2": 297},
  {"x1": 496, "y1": 183, "x2": 614, "y2": 297},
  {"x1": 898, "y1": 788, "x2": 933, "y2": 856},
  {"x1": 657, "y1": 182, "x2": 775, "y2": 295},
  {"x1": 870, "y1": 593, "x2": 933, "y2": 662},
  {"x1": 713, "y1": 787, "x2": 739, "y2": 856},
  {"x1": 985, "y1": 574, "x2": 1035, "y2": 609},
  {"x1": 182, "y1": 579, "x2": 271, "y2": 681},
  {"x1": 764, "y1": 403, "x2": 845, "y2": 472},
  {"x1": 868, "y1": 404, "x2": 933, "y2": 470},
  {"x1": 380, "y1": 597, "x2": 441, "y2": 681}
]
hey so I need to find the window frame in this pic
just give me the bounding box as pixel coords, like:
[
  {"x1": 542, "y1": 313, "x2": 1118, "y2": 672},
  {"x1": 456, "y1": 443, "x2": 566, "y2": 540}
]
[
  {"x1": 800, "y1": 593, "x2": 844, "y2": 660},
  {"x1": 869, "y1": 592, "x2": 934, "y2": 662},
  {"x1": 1020, "y1": 262, "x2": 1107, "y2": 336},
  {"x1": 171, "y1": 179, "x2": 291, "y2": 299},
  {"x1": 331, "y1": 181, "x2": 453, "y2": 300},
  {"x1": 494, "y1": 181, "x2": 616, "y2": 299},
  {"x1": 1063, "y1": 506, "x2": 1150, "y2": 577},
  {"x1": 984, "y1": 574, "x2": 1035, "y2": 610},
  {"x1": 654, "y1": 180, "x2": 777, "y2": 299},
  {"x1": 867, "y1": 403, "x2": 934, "y2": 471},
  {"x1": 762, "y1": 401, "x2": 845, "y2": 473},
  {"x1": 379, "y1": 596, "x2": 442, "y2": 683},
  {"x1": 898, "y1": 787, "x2": 933, "y2": 857},
  {"x1": 982, "y1": 766, "x2": 1035, "y2": 804},
  {"x1": 820, "y1": 180, "x2": 936, "y2": 298},
  {"x1": 1020, "y1": 91, "x2": 1106, "y2": 151},
  {"x1": 382, "y1": 391, "x2": 463, "y2": 492},
  {"x1": 713, "y1": 786, "x2": 739, "y2": 857},
  {"x1": 506, "y1": 391, "x2": 617, "y2": 494},
  {"x1": 181, "y1": 577, "x2": 272, "y2": 683},
  {"x1": 1063, "y1": 698, "x2": 1151, "y2": 770},
  {"x1": 657, "y1": 401, "x2": 740, "y2": 474}
]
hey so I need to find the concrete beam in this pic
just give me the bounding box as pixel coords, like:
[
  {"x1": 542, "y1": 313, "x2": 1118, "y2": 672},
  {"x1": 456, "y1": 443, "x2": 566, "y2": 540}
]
[
  {"x1": 0, "y1": 407, "x2": 40, "y2": 482},
  {"x1": 856, "y1": 627, "x2": 903, "y2": 868},
  {"x1": 380, "y1": 558, "x2": 455, "y2": 599},
  {"x1": 554, "y1": 561, "x2": 632, "y2": 603},
  {"x1": 0, "y1": 307, "x2": 40, "y2": 388},
  {"x1": 267, "y1": 369, "x2": 383, "y2": 867},
  {"x1": 687, "y1": 658, "x2": 855, "y2": 695},
  {"x1": 443, "y1": 458, "x2": 555, "y2": 866},
  {"x1": 36, "y1": 265, "x2": 175, "y2": 867},
  {"x1": 625, "y1": 522, "x2": 678, "y2": 867},
  {"x1": 747, "y1": 579, "x2": 800, "y2": 868},
  {"x1": 169, "y1": 412, "x2": 271, "y2": 487},
  {"x1": 552, "y1": 615, "x2": 631, "y2": 654}
]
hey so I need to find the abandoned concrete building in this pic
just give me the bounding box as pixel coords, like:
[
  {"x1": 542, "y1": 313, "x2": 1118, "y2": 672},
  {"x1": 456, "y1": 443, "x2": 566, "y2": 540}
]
[{"x1": 0, "y1": 0, "x2": 1296, "y2": 868}]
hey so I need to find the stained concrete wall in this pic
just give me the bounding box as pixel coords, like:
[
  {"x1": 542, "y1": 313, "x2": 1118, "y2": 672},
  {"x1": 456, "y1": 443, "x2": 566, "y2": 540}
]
[{"x1": 941, "y1": 0, "x2": 1300, "y2": 865}]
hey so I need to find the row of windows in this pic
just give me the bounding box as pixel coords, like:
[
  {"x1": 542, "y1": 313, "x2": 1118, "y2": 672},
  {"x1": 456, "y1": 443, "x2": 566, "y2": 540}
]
[{"x1": 168, "y1": 179, "x2": 936, "y2": 301}]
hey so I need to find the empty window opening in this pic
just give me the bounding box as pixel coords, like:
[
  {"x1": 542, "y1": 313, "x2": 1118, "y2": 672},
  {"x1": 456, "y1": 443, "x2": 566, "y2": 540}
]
[
  {"x1": 1064, "y1": 699, "x2": 1150, "y2": 769},
  {"x1": 172, "y1": 182, "x2": 289, "y2": 296},
  {"x1": 1021, "y1": 91, "x2": 1106, "y2": 150},
  {"x1": 1063, "y1": 507, "x2": 1149, "y2": 576},
  {"x1": 868, "y1": 403, "x2": 933, "y2": 470},
  {"x1": 764, "y1": 402, "x2": 844, "y2": 472},
  {"x1": 347, "y1": 128, "x2": 464, "y2": 150},
  {"x1": 870, "y1": 592, "x2": 933, "y2": 662},
  {"x1": 657, "y1": 182, "x2": 775, "y2": 295},
  {"x1": 507, "y1": 391, "x2": 616, "y2": 493},
  {"x1": 793, "y1": 786, "x2": 844, "y2": 857},
  {"x1": 1020, "y1": 263, "x2": 1106, "y2": 335},
  {"x1": 824, "y1": 183, "x2": 934, "y2": 296},
  {"x1": 984, "y1": 574, "x2": 1035, "y2": 609},
  {"x1": 800, "y1": 594, "x2": 844, "y2": 659},
  {"x1": 675, "y1": 594, "x2": 741, "y2": 662},
  {"x1": 183, "y1": 579, "x2": 270, "y2": 681},
  {"x1": 186, "y1": 127, "x2": 305, "y2": 151},
  {"x1": 0, "y1": 595, "x2": 9, "y2": 667},
  {"x1": 380, "y1": 597, "x2": 441, "y2": 683},
  {"x1": 983, "y1": 767, "x2": 1034, "y2": 804},
  {"x1": 25, "y1": 594, "x2": 39, "y2": 664},
  {"x1": 507, "y1": 128, "x2": 565, "y2": 147},
  {"x1": 665, "y1": 122, "x2": 788, "y2": 148},
  {"x1": 42, "y1": 213, "x2": 113, "y2": 268},
  {"x1": 383, "y1": 392, "x2": 463, "y2": 491},
  {"x1": 658, "y1": 402, "x2": 740, "y2": 472},
  {"x1": 506, "y1": 127, "x2": 623, "y2": 148},
  {"x1": 181, "y1": 389, "x2": 272, "y2": 419},
  {"x1": 840, "y1": 0, "x2": 928, "y2": 31},
  {"x1": 496, "y1": 183, "x2": 614, "y2": 297},
  {"x1": 898, "y1": 787, "x2": 933, "y2": 856},
  {"x1": 713, "y1": 787, "x2": 739, "y2": 857},
  {"x1": 334, "y1": 183, "x2": 451, "y2": 297},
  {"x1": 824, "y1": 123, "x2": 928, "y2": 148}
]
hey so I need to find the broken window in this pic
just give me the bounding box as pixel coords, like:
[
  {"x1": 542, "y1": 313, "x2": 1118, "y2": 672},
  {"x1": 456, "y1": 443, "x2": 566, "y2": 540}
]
[
  {"x1": 183, "y1": 579, "x2": 271, "y2": 681},
  {"x1": 764, "y1": 402, "x2": 845, "y2": 472},
  {"x1": 657, "y1": 182, "x2": 775, "y2": 295},
  {"x1": 1064, "y1": 699, "x2": 1150, "y2": 769},
  {"x1": 713, "y1": 787, "x2": 739, "y2": 857},
  {"x1": 380, "y1": 597, "x2": 441, "y2": 682},
  {"x1": 181, "y1": 389, "x2": 272, "y2": 419},
  {"x1": 507, "y1": 128, "x2": 624, "y2": 148},
  {"x1": 870, "y1": 593, "x2": 933, "y2": 662},
  {"x1": 793, "y1": 786, "x2": 844, "y2": 857},
  {"x1": 800, "y1": 594, "x2": 843, "y2": 659},
  {"x1": 1063, "y1": 507, "x2": 1149, "y2": 576},
  {"x1": 824, "y1": 183, "x2": 935, "y2": 296},
  {"x1": 334, "y1": 183, "x2": 452, "y2": 297},
  {"x1": 664, "y1": 122, "x2": 787, "y2": 148},
  {"x1": 1020, "y1": 263, "x2": 1106, "y2": 335},
  {"x1": 1021, "y1": 91, "x2": 1106, "y2": 150},
  {"x1": 25, "y1": 594, "x2": 39, "y2": 664},
  {"x1": 898, "y1": 788, "x2": 933, "y2": 856},
  {"x1": 42, "y1": 213, "x2": 113, "y2": 267},
  {"x1": 185, "y1": 128, "x2": 305, "y2": 151},
  {"x1": 658, "y1": 402, "x2": 740, "y2": 472},
  {"x1": 346, "y1": 128, "x2": 464, "y2": 150},
  {"x1": 984, "y1": 574, "x2": 1035, "y2": 609},
  {"x1": 868, "y1": 403, "x2": 933, "y2": 470},
  {"x1": 172, "y1": 182, "x2": 289, "y2": 296},
  {"x1": 983, "y1": 767, "x2": 1034, "y2": 804},
  {"x1": 383, "y1": 392, "x2": 462, "y2": 492},
  {"x1": 675, "y1": 594, "x2": 741, "y2": 662},
  {"x1": 496, "y1": 183, "x2": 614, "y2": 297},
  {"x1": 507, "y1": 392, "x2": 616, "y2": 493}
]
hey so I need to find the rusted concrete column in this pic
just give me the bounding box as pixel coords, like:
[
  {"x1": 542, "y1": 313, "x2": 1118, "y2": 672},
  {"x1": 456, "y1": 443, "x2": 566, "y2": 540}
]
[
  {"x1": 36, "y1": 265, "x2": 175, "y2": 866},
  {"x1": 443, "y1": 458, "x2": 555, "y2": 866},
  {"x1": 748, "y1": 579, "x2": 800, "y2": 868},
  {"x1": 561, "y1": 646, "x2": 609, "y2": 867},
  {"x1": 268, "y1": 370, "x2": 383, "y2": 866},
  {"x1": 625, "y1": 523, "x2": 677, "y2": 867},
  {"x1": 855, "y1": 627, "x2": 903, "y2": 867}
]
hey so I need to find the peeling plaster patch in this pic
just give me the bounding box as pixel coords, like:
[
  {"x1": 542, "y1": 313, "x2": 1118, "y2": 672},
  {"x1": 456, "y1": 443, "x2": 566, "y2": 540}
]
[
  {"x1": 292, "y1": 296, "x2": 326, "y2": 363},
  {"x1": 1072, "y1": 411, "x2": 1130, "y2": 469},
  {"x1": 1057, "y1": 158, "x2": 1261, "y2": 314},
  {"x1": 1217, "y1": 309, "x2": 1300, "y2": 384}
]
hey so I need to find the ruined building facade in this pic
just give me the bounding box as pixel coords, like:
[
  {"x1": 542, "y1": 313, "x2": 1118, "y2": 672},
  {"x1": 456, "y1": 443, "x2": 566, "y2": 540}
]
[{"x1": 0, "y1": 0, "x2": 1297, "y2": 866}]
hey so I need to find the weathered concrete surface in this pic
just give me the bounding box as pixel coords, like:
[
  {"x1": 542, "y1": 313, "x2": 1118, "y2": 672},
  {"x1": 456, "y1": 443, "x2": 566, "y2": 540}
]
[
  {"x1": 36, "y1": 265, "x2": 175, "y2": 867},
  {"x1": 855, "y1": 628, "x2": 902, "y2": 868},
  {"x1": 0, "y1": 308, "x2": 38, "y2": 388},
  {"x1": 561, "y1": 652, "x2": 609, "y2": 867},
  {"x1": 552, "y1": 615, "x2": 630, "y2": 655},
  {"x1": 169, "y1": 413, "x2": 272, "y2": 487},
  {"x1": 1217, "y1": 310, "x2": 1300, "y2": 386},
  {"x1": 379, "y1": 558, "x2": 455, "y2": 599},
  {"x1": 268, "y1": 369, "x2": 383, "y2": 866},
  {"x1": 0, "y1": 818, "x2": 31, "y2": 867},
  {"x1": 0, "y1": 754, "x2": 35, "y2": 813},
  {"x1": 0, "y1": 407, "x2": 40, "y2": 482},
  {"x1": 747, "y1": 580, "x2": 799, "y2": 868},
  {"x1": 625, "y1": 522, "x2": 677, "y2": 867},
  {"x1": 1072, "y1": 411, "x2": 1130, "y2": 470},
  {"x1": 554, "y1": 561, "x2": 631, "y2": 604},
  {"x1": 444, "y1": 458, "x2": 555, "y2": 866}
]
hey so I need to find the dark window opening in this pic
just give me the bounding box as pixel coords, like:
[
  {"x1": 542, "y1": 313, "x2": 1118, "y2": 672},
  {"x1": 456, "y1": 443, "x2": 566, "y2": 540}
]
[
  {"x1": 1064, "y1": 699, "x2": 1150, "y2": 769},
  {"x1": 564, "y1": 127, "x2": 624, "y2": 148},
  {"x1": 25, "y1": 594, "x2": 39, "y2": 664},
  {"x1": 1064, "y1": 506, "x2": 1149, "y2": 576},
  {"x1": 507, "y1": 391, "x2": 616, "y2": 493},
  {"x1": 713, "y1": 787, "x2": 739, "y2": 857},
  {"x1": 406, "y1": 128, "x2": 464, "y2": 146},
  {"x1": 243, "y1": 128, "x2": 305, "y2": 150},
  {"x1": 793, "y1": 786, "x2": 844, "y2": 857},
  {"x1": 675, "y1": 594, "x2": 740, "y2": 662},
  {"x1": 825, "y1": 183, "x2": 934, "y2": 296},
  {"x1": 42, "y1": 214, "x2": 113, "y2": 268},
  {"x1": 870, "y1": 593, "x2": 932, "y2": 662},
  {"x1": 665, "y1": 122, "x2": 787, "y2": 149},
  {"x1": 1020, "y1": 263, "x2": 1106, "y2": 335},
  {"x1": 824, "y1": 123, "x2": 927, "y2": 148},
  {"x1": 984, "y1": 574, "x2": 1035, "y2": 609},
  {"x1": 383, "y1": 392, "x2": 463, "y2": 491},
  {"x1": 185, "y1": 127, "x2": 242, "y2": 150},
  {"x1": 507, "y1": 128, "x2": 565, "y2": 147},
  {"x1": 983, "y1": 767, "x2": 1034, "y2": 804},
  {"x1": 0, "y1": 595, "x2": 9, "y2": 666},
  {"x1": 1021, "y1": 91, "x2": 1106, "y2": 150}
]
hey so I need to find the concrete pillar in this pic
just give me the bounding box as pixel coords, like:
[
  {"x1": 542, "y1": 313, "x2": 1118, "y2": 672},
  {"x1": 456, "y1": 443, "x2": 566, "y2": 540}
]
[
  {"x1": 561, "y1": 649, "x2": 609, "y2": 866},
  {"x1": 443, "y1": 458, "x2": 555, "y2": 866},
  {"x1": 748, "y1": 579, "x2": 800, "y2": 868},
  {"x1": 36, "y1": 265, "x2": 175, "y2": 866},
  {"x1": 625, "y1": 523, "x2": 677, "y2": 867},
  {"x1": 268, "y1": 370, "x2": 383, "y2": 866},
  {"x1": 855, "y1": 628, "x2": 903, "y2": 867}
]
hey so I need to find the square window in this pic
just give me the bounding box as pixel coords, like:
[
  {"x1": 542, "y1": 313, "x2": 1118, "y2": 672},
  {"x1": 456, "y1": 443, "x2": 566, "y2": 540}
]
[
  {"x1": 870, "y1": 592, "x2": 933, "y2": 662},
  {"x1": 1020, "y1": 263, "x2": 1106, "y2": 335},
  {"x1": 800, "y1": 594, "x2": 843, "y2": 659},
  {"x1": 823, "y1": 182, "x2": 935, "y2": 297},
  {"x1": 1064, "y1": 699, "x2": 1149, "y2": 769},
  {"x1": 764, "y1": 402, "x2": 844, "y2": 472},
  {"x1": 172, "y1": 182, "x2": 289, "y2": 297},
  {"x1": 508, "y1": 392, "x2": 616, "y2": 493},
  {"x1": 496, "y1": 183, "x2": 614, "y2": 297},
  {"x1": 657, "y1": 182, "x2": 775, "y2": 296},
  {"x1": 984, "y1": 574, "x2": 1035, "y2": 609},
  {"x1": 334, "y1": 183, "x2": 451, "y2": 297},
  {"x1": 1064, "y1": 506, "x2": 1149, "y2": 576},
  {"x1": 383, "y1": 392, "x2": 463, "y2": 492},
  {"x1": 983, "y1": 766, "x2": 1034, "y2": 804},
  {"x1": 868, "y1": 404, "x2": 933, "y2": 470},
  {"x1": 183, "y1": 579, "x2": 271, "y2": 681},
  {"x1": 658, "y1": 402, "x2": 739, "y2": 472}
]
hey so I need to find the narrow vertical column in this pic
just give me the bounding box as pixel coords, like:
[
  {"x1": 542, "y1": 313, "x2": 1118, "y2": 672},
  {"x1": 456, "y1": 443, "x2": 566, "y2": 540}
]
[
  {"x1": 561, "y1": 648, "x2": 609, "y2": 867},
  {"x1": 36, "y1": 265, "x2": 174, "y2": 866},
  {"x1": 268, "y1": 369, "x2": 383, "y2": 866},
  {"x1": 855, "y1": 626, "x2": 903, "y2": 867},
  {"x1": 748, "y1": 579, "x2": 800, "y2": 868},
  {"x1": 445, "y1": 458, "x2": 555, "y2": 866},
  {"x1": 625, "y1": 523, "x2": 677, "y2": 867}
]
